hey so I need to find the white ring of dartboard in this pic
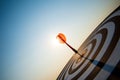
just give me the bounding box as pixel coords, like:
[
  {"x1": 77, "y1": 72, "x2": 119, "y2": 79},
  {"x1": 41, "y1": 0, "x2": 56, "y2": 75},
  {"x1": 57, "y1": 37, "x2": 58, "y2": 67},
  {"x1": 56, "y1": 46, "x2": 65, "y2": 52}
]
[{"x1": 57, "y1": 7, "x2": 120, "y2": 80}]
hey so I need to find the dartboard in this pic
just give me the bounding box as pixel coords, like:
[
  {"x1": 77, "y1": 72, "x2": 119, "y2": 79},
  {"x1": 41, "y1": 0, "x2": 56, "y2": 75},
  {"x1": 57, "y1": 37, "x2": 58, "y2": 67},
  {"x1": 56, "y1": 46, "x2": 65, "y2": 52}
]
[{"x1": 57, "y1": 6, "x2": 120, "y2": 80}]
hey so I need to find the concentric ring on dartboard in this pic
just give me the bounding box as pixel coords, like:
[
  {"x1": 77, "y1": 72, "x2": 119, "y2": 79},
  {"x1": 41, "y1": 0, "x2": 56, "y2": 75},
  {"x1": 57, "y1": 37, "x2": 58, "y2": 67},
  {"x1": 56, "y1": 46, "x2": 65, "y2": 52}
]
[
  {"x1": 76, "y1": 24, "x2": 114, "y2": 80},
  {"x1": 84, "y1": 17, "x2": 120, "y2": 80},
  {"x1": 71, "y1": 44, "x2": 92, "y2": 68},
  {"x1": 60, "y1": 27, "x2": 107, "y2": 79},
  {"x1": 65, "y1": 29, "x2": 106, "y2": 79},
  {"x1": 62, "y1": 56, "x2": 77, "y2": 80},
  {"x1": 61, "y1": 28, "x2": 104, "y2": 79},
  {"x1": 57, "y1": 55, "x2": 75, "y2": 79},
  {"x1": 72, "y1": 17, "x2": 120, "y2": 80},
  {"x1": 68, "y1": 40, "x2": 96, "y2": 74},
  {"x1": 61, "y1": 17, "x2": 119, "y2": 80},
  {"x1": 57, "y1": 8, "x2": 120, "y2": 80},
  {"x1": 61, "y1": 30, "x2": 106, "y2": 80},
  {"x1": 69, "y1": 33, "x2": 103, "y2": 73}
]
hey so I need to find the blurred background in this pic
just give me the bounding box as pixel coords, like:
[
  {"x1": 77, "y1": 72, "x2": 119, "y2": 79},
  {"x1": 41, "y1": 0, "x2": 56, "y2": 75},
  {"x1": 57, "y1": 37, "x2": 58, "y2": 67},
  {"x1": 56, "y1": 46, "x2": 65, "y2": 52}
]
[{"x1": 1, "y1": 0, "x2": 120, "y2": 80}]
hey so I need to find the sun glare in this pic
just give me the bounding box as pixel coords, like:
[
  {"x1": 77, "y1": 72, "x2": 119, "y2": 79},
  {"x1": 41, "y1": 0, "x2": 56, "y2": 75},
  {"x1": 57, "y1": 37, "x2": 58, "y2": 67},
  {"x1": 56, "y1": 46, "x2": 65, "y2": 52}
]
[
  {"x1": 50, "y1": 33, "x2": 66, "y2": 47},
  {"x1": 51, "y1": 36, "x2": 60, "y2": 47}
]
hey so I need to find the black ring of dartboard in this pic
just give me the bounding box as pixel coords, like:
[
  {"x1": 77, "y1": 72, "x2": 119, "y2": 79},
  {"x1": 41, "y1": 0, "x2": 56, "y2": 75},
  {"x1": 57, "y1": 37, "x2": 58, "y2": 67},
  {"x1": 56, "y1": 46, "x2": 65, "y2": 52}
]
[
  {"x1": 67, "y1": 25, "x2": 107, "y2": 80},
  {"x1": 57, "y1": 56, "x2": 74, "y2": 79},
  {"x1": 59, "y1": 15, "x2": 120, "y2": 80},
  {"x1": 68, "y1": 39, "x2": 97, "y2": 74},
  {"x1": 84, "y1": 16, "x2": 120, "y2": 80}
]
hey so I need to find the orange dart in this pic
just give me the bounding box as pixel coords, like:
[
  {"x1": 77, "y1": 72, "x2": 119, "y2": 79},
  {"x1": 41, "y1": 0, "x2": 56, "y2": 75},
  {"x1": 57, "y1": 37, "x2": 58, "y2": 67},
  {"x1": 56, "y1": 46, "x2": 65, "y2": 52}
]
[{"x1": 56, "y1": 33, "x2": 78, "y2": 53}]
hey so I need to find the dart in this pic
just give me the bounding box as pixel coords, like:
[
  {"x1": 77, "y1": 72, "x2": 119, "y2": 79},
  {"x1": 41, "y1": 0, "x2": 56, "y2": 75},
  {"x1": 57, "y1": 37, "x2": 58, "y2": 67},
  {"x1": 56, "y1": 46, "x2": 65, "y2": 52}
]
[
  {"x1": 56, "y1": 33, "x2": 92, "y2": 60},
  {"x1": 56, "y1": 33, "x2": 78, "y2": 53}
]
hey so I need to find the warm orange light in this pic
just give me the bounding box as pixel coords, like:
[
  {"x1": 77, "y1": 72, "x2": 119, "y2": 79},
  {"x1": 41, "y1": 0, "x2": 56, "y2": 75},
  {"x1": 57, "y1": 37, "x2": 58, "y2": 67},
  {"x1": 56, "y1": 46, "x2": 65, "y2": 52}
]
[{"x1": 56, "y1": 33, "x2": 66, "y2": 44}]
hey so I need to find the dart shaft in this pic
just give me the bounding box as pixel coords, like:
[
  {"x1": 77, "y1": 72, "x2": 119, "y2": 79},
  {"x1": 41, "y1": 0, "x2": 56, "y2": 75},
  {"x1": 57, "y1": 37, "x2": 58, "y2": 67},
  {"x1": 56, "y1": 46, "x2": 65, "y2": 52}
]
[
  {"x1": 65, "y1": 42, "x2": 78, "y2": 53},
  {"x1": 65, "y1": 42, "x2": 91, "y2": 60}
]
